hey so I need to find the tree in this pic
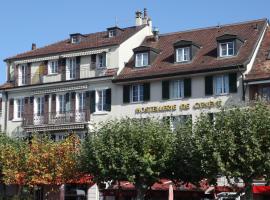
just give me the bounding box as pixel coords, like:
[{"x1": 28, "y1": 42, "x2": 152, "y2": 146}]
[
  {"x1": 0, "y1": 134, "x2": 82, "y2": 198},
  {"x1": 80, "y1": 118, "x2": 174, "y2": 200},
  {"x1": 191, "y1": 103, "x2": 270, "y2": 199}
]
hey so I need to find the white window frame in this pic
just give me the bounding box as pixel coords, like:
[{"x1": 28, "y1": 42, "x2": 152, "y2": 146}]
[
  {"x1": 135, "y1": 52, "x2": 149, "y2": 67},
  {"x1": 96, "y1": 53, "x2": 106, "y2": 69},
  {"x1": 18, "y1": 64, "x2": 27, "y2": 86},
  {"x1": 66, "y1": 58, "x2": 76, "y2": 80},
  {"x1": 131, "y1": 84, "x2": 144, "y2": 103},
  {"x1": 34, "y1": 96, "x2": 44, "y2": 116},
  {"x1": 14, "y1": 98, "x2": 24, "y2": 120},
  {"x1": 214, "y1": 74, "x2": 229, "y2": 95},
  {"x1": 169, "y1": 80, "x2": 184, "y2": 99},
  {"x1": 176, "y1": 47, "x2": 190, "y2": 62},
  {"x1": 96, "y1": 89, "x2": 107, "y2": 112},
  {"x1": 71, "y1": 36, "x2": 79, "y2": 44},
  {"x1": 108, "y1": 30, "x2": 116, "y2": 38},
  {"x1": 76, "y1": 92, "x2": 85, "y2": 112},
  {"x1": 219, "y1": 41, "x2": 235, "y2": 57},
  {"x1": 48, "y1": 60, "x2": 58, "y2": 74}
]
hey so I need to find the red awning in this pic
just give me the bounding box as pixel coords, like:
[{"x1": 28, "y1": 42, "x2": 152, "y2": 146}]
[{"x1": 253, "y1": 186, "x2": 270, "y2": 195}]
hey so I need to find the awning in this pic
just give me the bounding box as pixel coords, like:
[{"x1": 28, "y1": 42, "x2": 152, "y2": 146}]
[
  {"x1": 253, "y1": 186, "x2": 270, "y2": 195},
  {"x1": 32, "y1": 85, "x2": 88, "y2": 95},
  {"x1": 14, "y1": 48, "x2": 109, "y2": 64}
]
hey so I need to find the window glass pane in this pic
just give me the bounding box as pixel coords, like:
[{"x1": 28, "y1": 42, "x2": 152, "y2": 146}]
[
  {"x1": 170, "y1": 80, "x2": 183, "y2": 99},
  {"x1": 97, "y1": 90, "x2": 106, "y2": 111},
  {"x1": 215, "y1": 76, "x2": 223, "y2": 95},
  {"x1": 132, "y1": 85, "x2": 139, "y2": 102},
  {"x1": 223, "y1": 75, "x2": 229, "y2": 93},
  {"x1": 228, "y1": 42, "x2": 234, "y2": 55},
  {"x1": 220, "y1": 44, "x2": 227, "y2": 56},
  {"x1": 139, "y1": 84, "x2": 144, "y2": 101},
  {"x1": 142, "y1": 53, "x2": 148, "y2": 66},
  {"x1": 136, "y1": 54, "x2": 142, "y2": 67},
  {"x1": 183, "y1": 47, "x2": 190, "y2": 61}
]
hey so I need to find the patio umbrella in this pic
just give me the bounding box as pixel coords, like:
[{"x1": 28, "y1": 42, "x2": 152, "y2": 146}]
[{"x1": 168, "y1": 184, "x2": 174, "y2": 200}]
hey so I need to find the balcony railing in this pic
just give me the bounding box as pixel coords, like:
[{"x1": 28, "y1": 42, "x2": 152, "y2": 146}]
[
  {"x1": 22, "y1": 110, "x2": 90, "y2": 127},
  {"x1": 10, "y1": 68, "x2": 108, "y2": 86}
]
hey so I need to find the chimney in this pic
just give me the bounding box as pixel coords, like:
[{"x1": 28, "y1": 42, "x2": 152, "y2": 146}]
[
  {"x1": 153, "y1": 27, "x2": 159, "y2": 41},
  {"x1": 142, "y1": 8, "x2": 148, "y2": 25},
  {"x1": 135, "y1": 11, "x2": 142, "y2": 26},
  {"x1": 31, "y1": 43, "x2": 36, "y2": 50}
]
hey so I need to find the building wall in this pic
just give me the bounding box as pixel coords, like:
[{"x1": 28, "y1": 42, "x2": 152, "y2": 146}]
[
  {"x1": 91, "y1": 72, "x2": 244, "y2": 126},
  {"x1": 118, "y1": 25, "x2": 152, "y2": 74}
]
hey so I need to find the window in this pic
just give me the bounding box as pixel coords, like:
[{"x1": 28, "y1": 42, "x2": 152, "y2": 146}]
[
  {"x1": 219, "y1": 41, "x2": 234, "y2": 57},
  {"x1": 176, "y1": 47, "x2": 190, "y2": 62},
  {"x1": 258, "y1": 86, "x2": 270, "y2": 101},
  {"x1": 169, "y1": 80, "x2": 184, "y2": 99},
  {"x1": 131, "y1": 84, "x2": 144, "y2": 102},
  {"x1": 96, "y1": 90, "x2": 107, "y2": 112},
  {"x1": 214, "y1": 75, "x2": 229, "y2": 95},
  {"x1": 135, "y1": 52, "x2": 149, "y2": 67},
  {"x1": 15, "y1": 99, "x2": 24, "y2": 119},
  {"x1": 66, "y1": 58, "x2": 76, "y2": 80},
  {"x1": 36, "y1": 97, "x2": 44, "y2": 116},
  {"x1": 97, "y1": 53, "x2": 106, "y2": 68},
  {"x1": 108, "y1": 30, "x2": 116, "y2": 38},
  {"x1": 48, "y1": 60, "x2": 58, "y2": 74},
  {"x1": 58, "y1": 94, "x2": 66, "y2": 114},
  {"x1": 71, "y1": 36, "x2": 80, "y2": 44},
  {"x1": 164, "y1": 115, "x2": 192, "y2": 131},
  {"x1": 78, "y1": 93, "x2": 85, "y2": 112},
  {"x1": 18, "y1": 64, "x2": 27, "y2": 86}
]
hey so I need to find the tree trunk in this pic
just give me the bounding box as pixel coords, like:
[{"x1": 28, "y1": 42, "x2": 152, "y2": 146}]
[
  {"x1": 245, "y1": 182, "x2": 253, "y2": 200},
  {"x1": 135, "y1": 185, "x2": 147, "y2": 200}
]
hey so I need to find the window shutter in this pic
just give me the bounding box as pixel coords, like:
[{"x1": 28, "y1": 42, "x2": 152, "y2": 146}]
[
  {"x1": 103, "y1": 52, "x2": 107, "y2": 67},
  {"x1": 162, "y1": 81, "x2": 170, "y2": 100},
  {"x1": 184, "y1": 78, "x2": 191, "y2": 98},
  {"x1": 59, "y1": 59, "x2": 66, "y2": 81},
  {"x1": 105, "y1": 89, "x2": 111, "y2": 111},
  {"x1": 123, "y1": 85, "x2": 130, "y2": 103},
  {"x1": 27, "y1": 63, "x2": 31, "y2": 85},
  {"x1": 9, "y1": 99, "x2": 14, "y2": 120},
  {"x1": 205, "y1": 76, "x2": 213, "y2": 95},
  {"x1": 76, "y1": 57, "x2": 81, "y2": 79},
  {"x1": 90, "y1": 91, "x2": 96, "y2": 114},
  {"x1": 44, "y1": 61, "x2": 48, "y2": 76},
  {"x1": 143, "y1": 83, "x2": 150, "y2": 101},
  {"x1": 51, "y1": 94, "x2": 56, "y2": 113},
  {"x1": 71, "y1": 92, "x2": 76, "y2": 112},
  {"x1": 229, "y1": 73, "x2": 237, "y2": 93}
]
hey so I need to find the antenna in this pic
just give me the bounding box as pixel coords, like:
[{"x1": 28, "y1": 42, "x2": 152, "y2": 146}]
[{"x1": 115, "y1": 16, "x2": 118, "y2": 27}]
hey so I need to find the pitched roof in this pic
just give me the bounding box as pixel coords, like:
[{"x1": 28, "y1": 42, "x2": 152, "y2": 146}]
[
  {"x1": 5, "y1": 25, "x2": 145, "y2": 61},
  {"x1": 245, "y1": 26, "x2": 270, "y2": 81},
  {"x1": 115, "y1": 19, "x2": 267, "y2": 82}
]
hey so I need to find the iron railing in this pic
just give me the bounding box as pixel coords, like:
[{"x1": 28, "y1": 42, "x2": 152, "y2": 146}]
[{"x1": 22, "y1": 109, "x2": 90, "y2": 126}]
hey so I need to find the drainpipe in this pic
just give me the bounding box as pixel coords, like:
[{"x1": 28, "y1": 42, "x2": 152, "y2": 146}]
[
  {"x1": 237, "y1": 66, "x2": 246, "y2": 101},
  {"x1": 4, "y1": 91, "x2": 8, "y2": 133}
]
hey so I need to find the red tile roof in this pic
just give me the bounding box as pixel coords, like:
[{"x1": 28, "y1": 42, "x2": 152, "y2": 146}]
[
  {"x1": 5, "y1": 25, "x2": 145, "y2": 61},
  {"x1": 246, "y1": 27, "x2": 270, "y2": 81},
  {"x1": 0, "y1": 82, "x2": 14, "y2": 90},
  {"x1": 115, "y1": 19, "x2": 267, "y2": 83}
]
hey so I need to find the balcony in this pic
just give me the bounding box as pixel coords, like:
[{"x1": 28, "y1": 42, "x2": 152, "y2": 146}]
[
  {"x1": 10, "y1": 67, "x2": 109, "y2": 87},
  {"x1": 22, "y1": 110, "x2": 90, "y2": 132}
]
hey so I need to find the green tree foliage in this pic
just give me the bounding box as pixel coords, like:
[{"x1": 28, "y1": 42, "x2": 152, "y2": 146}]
[
  {"x1": 191, "y1": 103, "x2": 270, "y2": 199},
  {"x1": 80, "y1": 118, "x2": 173, "y2": 200}
]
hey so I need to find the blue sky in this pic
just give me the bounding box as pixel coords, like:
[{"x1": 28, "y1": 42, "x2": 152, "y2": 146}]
[{"x1": 1, "y1": 0, "x2": 270, "y2": 84}]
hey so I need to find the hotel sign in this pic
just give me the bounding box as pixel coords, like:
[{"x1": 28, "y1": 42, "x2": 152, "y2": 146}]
[{"x1": 135, "y1": 100, "x2": 222, "y2": 114}]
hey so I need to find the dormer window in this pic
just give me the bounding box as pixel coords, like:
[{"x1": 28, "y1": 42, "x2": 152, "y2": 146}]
[
  {"x1": 219, "y1": 41, "x2": 235, "y2": 57},
  {"x1": 176, "y1": 47, "x2": 190, "y2": 62},
  {"x1": 216, "y1": 34, "x2": 243, "y2": 58},
  {"x1": 108, "y1": 30, "x2": 116, "y2": 38},
  {"x1": 70, "y1": 33, "x2": 83, "y2": 44},
  {"x1": 173, "y1": 40, "x2": 200, "y2": 63},
  {"x1": 135, "y1": 52, "x2": 149, "y2": 67}
]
